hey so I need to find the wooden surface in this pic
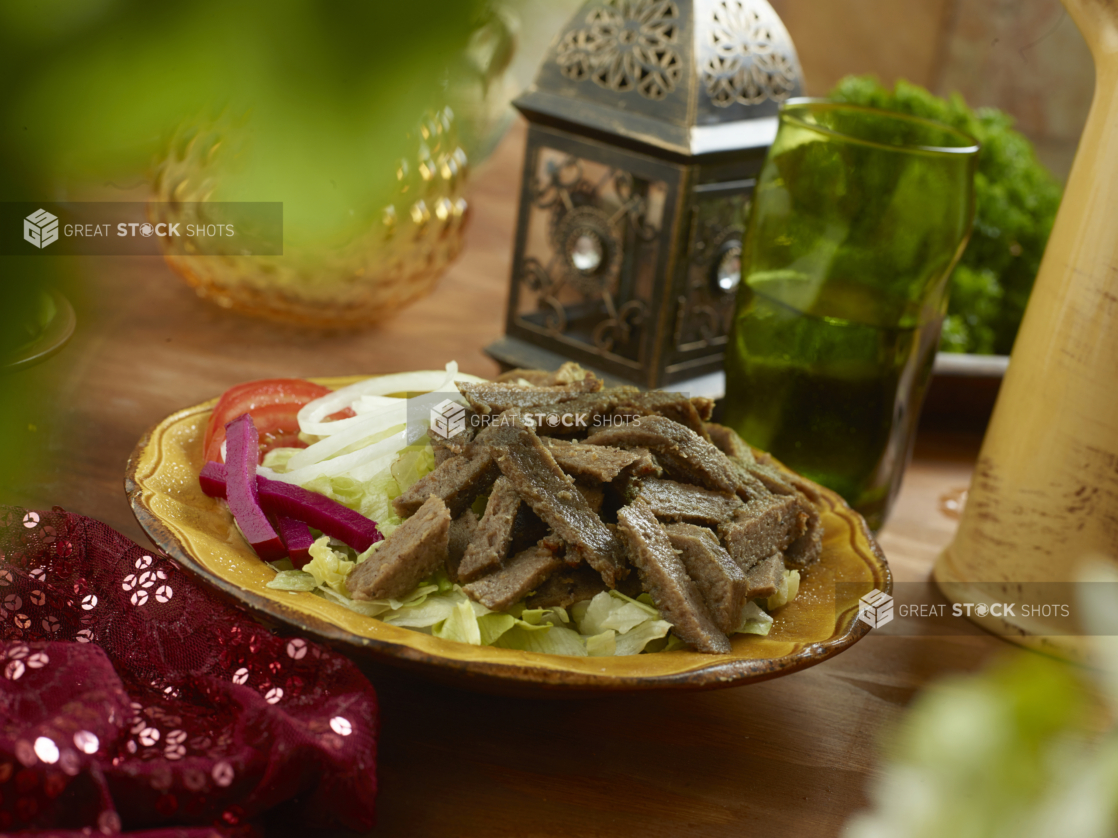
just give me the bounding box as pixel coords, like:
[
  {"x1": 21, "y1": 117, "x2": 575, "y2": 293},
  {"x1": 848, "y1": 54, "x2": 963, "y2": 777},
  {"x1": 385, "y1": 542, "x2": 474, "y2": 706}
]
[{"x1": 3, "y1": 120, "x2": 1019, "y2": 838}]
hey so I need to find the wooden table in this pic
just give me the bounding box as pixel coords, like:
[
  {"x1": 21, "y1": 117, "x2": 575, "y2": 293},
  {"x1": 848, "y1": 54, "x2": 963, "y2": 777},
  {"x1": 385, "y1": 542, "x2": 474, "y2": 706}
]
[{"x1": 2, "y1": 121, "x2": 1017, "y2": 837}]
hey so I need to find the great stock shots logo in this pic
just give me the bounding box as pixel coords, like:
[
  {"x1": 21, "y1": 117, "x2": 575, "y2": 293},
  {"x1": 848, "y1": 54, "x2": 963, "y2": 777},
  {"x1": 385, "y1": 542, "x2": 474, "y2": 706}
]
[
  {"x1": 429, "y1": 399, "x2": 467, "y2": 440},
  {"x1": 23, "y1": 209, "x2": 59, "y2": 249},
  {"x1": 858, "y1": 589, "x2": 894, "y2": 628}
]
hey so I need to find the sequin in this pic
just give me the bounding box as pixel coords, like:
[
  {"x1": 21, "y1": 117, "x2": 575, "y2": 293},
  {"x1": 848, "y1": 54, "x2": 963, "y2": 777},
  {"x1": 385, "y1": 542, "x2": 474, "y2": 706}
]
[
  {"x1": 264, "y1": 687, "x2": 284, "y2": 704},
  {"x1": 29, "y1": 589, "x2": 46, "y2": 606},
  {"x1": 81, "y1": 594, "x2": 98, "y2": 610},
  {"x1": 26, "y1": 651, "x2": 48, "y2": 669},
  {"x1": 4, "y1": 660, "x2": 25, "y2": 680},
  {"x1": 286, "y1": 638, "x2": 308, "y2": 660},
  {"x1": 4, "y1": 594, "x2": 22, "y2": 611},
  {"x1": 22, "y1": 512, "x2": 40, "y2": 528},
  {"x1": 155, "y1": 584, "x2": 173, "y2": 603},
  {"x1": 212, "y1": 761, "x2": 234, "y2": 787},
  {"x1": 232, "y1": 667, "x2": 249, "y2": 685},
  {"x1": 329, "y1": 716, "x2": 353, "y2": 736},
  {"x1": 34, "y1": 737, "x2": 60, "y2": 764},
  {"x1": 73, "y1": 731, "x2": 99, "y2": 754}
]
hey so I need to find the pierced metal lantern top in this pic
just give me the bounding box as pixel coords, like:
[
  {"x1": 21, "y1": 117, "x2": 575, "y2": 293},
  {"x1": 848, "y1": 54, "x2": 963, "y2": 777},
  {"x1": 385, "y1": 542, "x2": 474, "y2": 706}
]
[{"x1": 515, "y1": 0, "x2": 804, "y2": 159}]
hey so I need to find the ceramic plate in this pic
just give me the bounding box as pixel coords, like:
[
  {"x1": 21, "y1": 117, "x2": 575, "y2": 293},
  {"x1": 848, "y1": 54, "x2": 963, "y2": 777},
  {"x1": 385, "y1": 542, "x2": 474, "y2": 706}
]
[{"x1": 125, "y1": 377, "x2": 891, "y2": 695}]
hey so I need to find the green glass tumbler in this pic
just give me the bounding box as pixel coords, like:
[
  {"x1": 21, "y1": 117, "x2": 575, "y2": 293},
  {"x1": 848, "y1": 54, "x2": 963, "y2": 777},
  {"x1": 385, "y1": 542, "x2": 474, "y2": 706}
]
[{"x1": 724, "y1": 100, "x2": 979, "y2": 530}]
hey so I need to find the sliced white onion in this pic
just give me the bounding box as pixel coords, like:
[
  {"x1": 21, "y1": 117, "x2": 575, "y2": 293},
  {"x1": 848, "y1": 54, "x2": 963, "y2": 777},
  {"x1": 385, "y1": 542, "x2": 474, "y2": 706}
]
[
  {"x1": 286, "y1": 405, "x2": 408, "y2": 472},
  {"x1": 266, "y1": 428, "x2": 407, "y2": 485},
  {"x1": 297, "y1": 362, "x2": 482, "y2": 436}
]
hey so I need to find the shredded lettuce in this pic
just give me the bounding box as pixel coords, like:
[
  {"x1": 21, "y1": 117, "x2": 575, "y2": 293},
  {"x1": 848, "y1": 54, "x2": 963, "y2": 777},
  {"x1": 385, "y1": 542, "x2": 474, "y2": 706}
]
[
  {"x1": 767, "y1": 569, "x2": 801, "y2": 611},
  {"x1": 267, "y1": 569, "x2": 318, "y2": 591},
  {"x1": 304, "y1": 535, "x2": 356, "y2": 594},
  {"x1": 390, "y1": 442, "x2": 436, "y2": 493},
  {"x1": 736, "y1": 601, "x2": 775, "y2": 636}
]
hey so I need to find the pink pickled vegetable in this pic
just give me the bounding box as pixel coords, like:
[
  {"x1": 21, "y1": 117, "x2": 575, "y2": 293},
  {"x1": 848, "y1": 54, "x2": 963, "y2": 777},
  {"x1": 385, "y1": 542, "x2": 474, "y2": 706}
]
[
  {"x1": 276, "y1": 515, "x2": 314, "y2": 568},
  {"x1": 223, "y1": 413, "x2": 285, "y2": 561},
  {"x1": 199, "y1": 461, "x2": 383, "y2": 553}
]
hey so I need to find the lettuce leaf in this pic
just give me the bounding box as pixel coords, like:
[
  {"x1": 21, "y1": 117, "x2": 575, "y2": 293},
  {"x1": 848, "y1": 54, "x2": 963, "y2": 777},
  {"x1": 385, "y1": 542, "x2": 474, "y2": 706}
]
[
  {"x1": 267, "y1": 569, "x2": 318, "y2": 591},
  {"x1": 304, "y1": 535, "x2": 355, "y2": 594},
  {"x1": 736, "y1": 601, "x2": 775, "y2": 636}
]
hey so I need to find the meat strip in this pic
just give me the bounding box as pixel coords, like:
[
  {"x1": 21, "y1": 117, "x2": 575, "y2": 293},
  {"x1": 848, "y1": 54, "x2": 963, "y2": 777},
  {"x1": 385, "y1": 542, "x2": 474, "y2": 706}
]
[
  {"x1": 457, "y1": 377, "x2": 602, "y2": 415},
  {"x1": 576, "y1": 483, "x2": 605, "y2": 514},
  {"x1": 445, "y1": 509, "x2": 478, "y2": 583},
  {"x1": 542, "y1": 437, "x2": 641, "y2": 483},
  {"x1": 743, "y1": 554, "x2": 785, "y2": 600},
  {"x1": 718, "y1": 494, "x2": 808, "y2": 570},
  {"x1": 784, "y1": 513, "x2": 823, "y2": 569},
  {"x1": 665, "y1": 523, "x2": 748, "y2": 636},
  {"x1": 587, "y1": 416, "x2": 738, "y2": 495},
  {"x1": 612, "y1": 391, "x2": 712, "y2": 437},
  {"x1": 480, "y1": 409, "x2": 626, "y2": 587},
  {"x1": 348, "y1": 495, "x2": 450, "y2": 600},
  {"x1": 617, "y1": 499, "x2": 731, "y2": 654},
  {"x1": 637, "y1": 477, "x2": 743, "y2": 526},
  {"x1": 521, "y1": 386, "x2": 641, "y2": 437},
  {"x1": 462, "y1": 543, "x2": 566, "y2": 611},
  {"x1": 457, "y1": 477, "x2": 521, "y2": 582},
  {"x1": 704, "y1": 423, "x2": 823, "y2": 554},
  {"x1": 527, "y1": 564, "x2": 608, "y2": 609},
  {"x1": 705, "y1": 422, "x2": 797, "y2": 498},
  {"x1": 429, "y1": 408, "x2": 478, "y2": 466},
  {"x1": 392, "y1": 448, "x2": 498, "y2": 518}
]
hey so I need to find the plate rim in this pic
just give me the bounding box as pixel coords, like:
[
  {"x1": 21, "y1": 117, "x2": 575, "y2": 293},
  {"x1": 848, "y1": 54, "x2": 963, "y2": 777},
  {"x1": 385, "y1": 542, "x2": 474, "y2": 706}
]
[{"x1": 124, "y1": 379, "x2": 892, "y2": 693}]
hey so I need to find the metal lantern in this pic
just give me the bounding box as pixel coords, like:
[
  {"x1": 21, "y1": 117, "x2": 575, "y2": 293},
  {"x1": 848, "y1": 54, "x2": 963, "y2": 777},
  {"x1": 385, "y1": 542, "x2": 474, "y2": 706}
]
[{"x1": 486, "y1": 0, "x2": 803, "y2": 393}]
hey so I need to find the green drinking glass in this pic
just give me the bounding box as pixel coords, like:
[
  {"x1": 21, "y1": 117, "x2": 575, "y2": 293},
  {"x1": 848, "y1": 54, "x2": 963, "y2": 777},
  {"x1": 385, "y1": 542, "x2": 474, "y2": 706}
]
[{"x1": 724, "y1": 99, "x2": 979, "y2": 530}]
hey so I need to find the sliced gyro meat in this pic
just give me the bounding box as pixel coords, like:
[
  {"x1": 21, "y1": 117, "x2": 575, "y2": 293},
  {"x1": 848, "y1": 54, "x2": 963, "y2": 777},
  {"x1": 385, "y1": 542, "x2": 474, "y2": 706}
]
[
  {"x1": 456, "y1": 377, "x2": 602, "y2": 415},
  {"x1": 521, "y1": 386, "x2": 641, "y2": 437},
  {"x1": 743, "y1": 554, "x2": 786, "y2": 600},
  {"x1": 445, "y1": 509, "x2": 479, "y2": 583},
  {"x1": 617, "y1": 498, "x2": 731, "y2": 654},
  {"x1": 458, "y1": 476, "x2": 521, "y2": 582},
  {"x1": 612, "y1": 391, "x2": 712, "y2": 438},
  {"x1": 718, "y1": 494, "x2": 809, "y2": 570},
  {"x1": 637, "y1": 477, "x2": 743, "y2": 526},
  {"x1": 527, "y1": 564, "x2": 608, "y2": 610},
  {"x1": 392, "y1": 447, "x2": 498, "y2": 518},
  {"x1": 587, "y1": 415, "x2": 738, "y2": 495},
  {"x1": 542, "y1": 437, "x2": 641, "y2": 483},
  {"x1": 429, "y1": 408, "x2": 477, "y2": 465},
  {"x1": 479, "y1": 409, "x2": 627, "y2": 587},
  {"x1": 664, "y1": 523, "x2": 749, "y2": 636},
  {"x1": 462, "y1": 542, "x2": 567, "y2": 611},
  {"x1": 704, "y1": 423, "x2": 825, "y2": 561},
  {"x1": 349, "y1": 495, "x2": 450, "y2": 601},
  {"x1": 784, "y1": 513, "x2": 824, "y2": 569}
]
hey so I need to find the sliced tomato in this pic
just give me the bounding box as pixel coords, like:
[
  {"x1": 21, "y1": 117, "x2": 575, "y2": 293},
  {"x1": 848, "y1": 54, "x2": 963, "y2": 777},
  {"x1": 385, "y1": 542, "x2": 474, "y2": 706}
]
[{"x1": 202, "y1": 378, "x2": 353, "y2": 464}]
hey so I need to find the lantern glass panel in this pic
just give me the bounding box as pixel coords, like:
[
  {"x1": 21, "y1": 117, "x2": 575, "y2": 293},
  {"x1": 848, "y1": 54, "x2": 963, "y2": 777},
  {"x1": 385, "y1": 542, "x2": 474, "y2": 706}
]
[
  {"x1": 672, "y1": 189, "x2": 751, "y2": 354},
  {"x1": 513, "y1": 146, "x2": 668, "y2": 367}
]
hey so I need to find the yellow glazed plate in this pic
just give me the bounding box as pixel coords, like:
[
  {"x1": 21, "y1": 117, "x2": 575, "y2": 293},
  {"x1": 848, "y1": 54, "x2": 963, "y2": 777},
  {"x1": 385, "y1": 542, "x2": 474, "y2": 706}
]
[{"x1": 125, "y1": 377, "x2": 891, "y2": 695}]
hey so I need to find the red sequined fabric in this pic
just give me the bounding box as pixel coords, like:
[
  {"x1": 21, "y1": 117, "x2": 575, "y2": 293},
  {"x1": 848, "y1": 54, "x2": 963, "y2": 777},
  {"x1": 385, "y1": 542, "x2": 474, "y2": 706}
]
[{"x1": 0, "y1": 507, "x2": 378, "y2": 836}]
